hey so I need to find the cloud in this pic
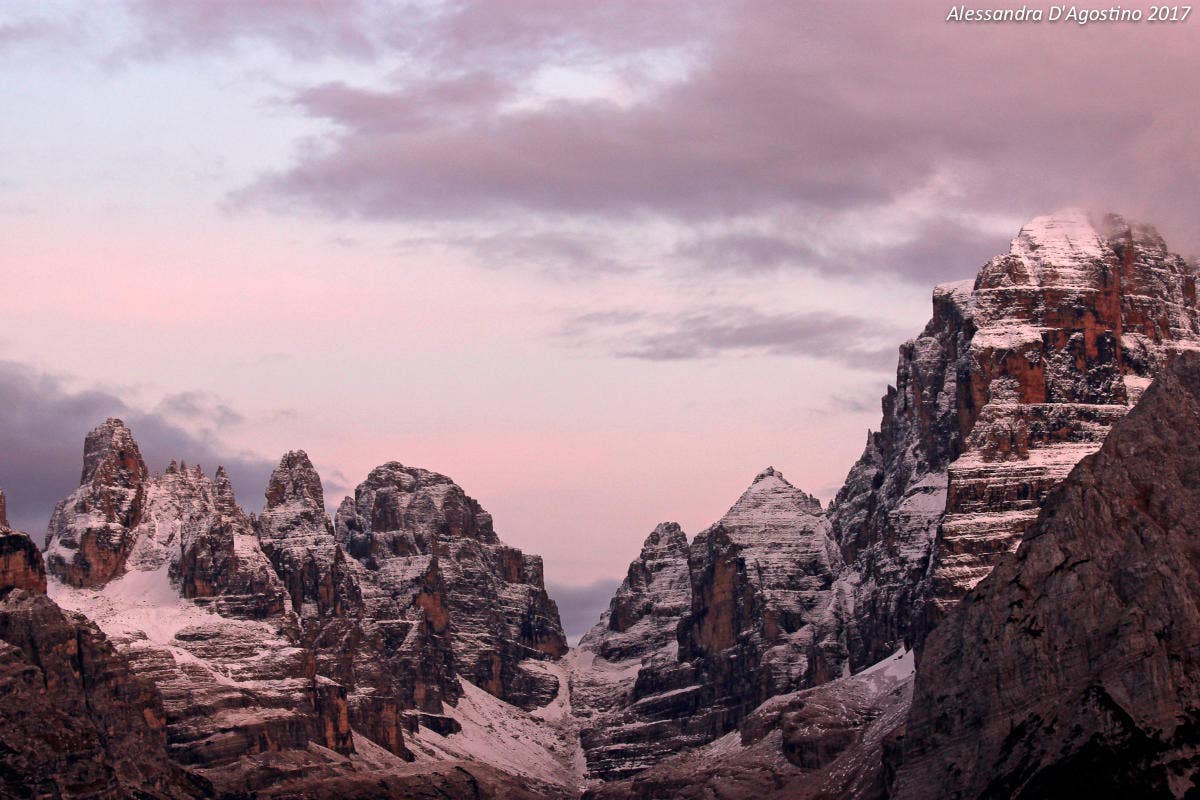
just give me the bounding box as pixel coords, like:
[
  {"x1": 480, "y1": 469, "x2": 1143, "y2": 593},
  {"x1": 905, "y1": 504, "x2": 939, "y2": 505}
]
[
  {"x1": 0, "y1": 360, "x2": 275, "y2": 538},
  {"x1": 561, "y1": 306, "x2": 904, "y2": 368},
  {"x1": 418, "y1": 230, "x2": 636, "y2": 277},
  {"x1": 124, "y1": 0, "x2": 711, "y2": 69},
  {"x1": 673, "y1": 215, "x2": 1010, "y2": 285},
  {"x1": 122, "y1": 0, "x2": 381, "y2": 59},
  {"x1": 545, "y1": 577, "x2": 622, "y2": 642},
  {"x1": 216, "y1": 0, "x2": 1200, "y2": 267},
  {"x1": 155, "y1": 390, "x2": 245, "y2": 428}
]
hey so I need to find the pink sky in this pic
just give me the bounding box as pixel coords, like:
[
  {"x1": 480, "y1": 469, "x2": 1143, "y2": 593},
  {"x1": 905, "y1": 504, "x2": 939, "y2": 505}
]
[{"x1": 3, "y1": 1, "x2": 1200, "y2": 608}]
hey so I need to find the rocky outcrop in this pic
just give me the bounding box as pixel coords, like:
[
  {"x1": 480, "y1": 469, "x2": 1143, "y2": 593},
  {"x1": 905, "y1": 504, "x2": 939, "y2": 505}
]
[
  {"x1": 582, "y1": 521, "x2": 691, "y2": 664},
  {"x1": 44, "y1": 424, "x2": 358, "y2": 792},
  {"x1": 0, "y1": 588, "x2": 209, "y2": 799},
  {"x1": 573, "y1": 522, "x2": 693, "y2": 778},
  {"x1": 45, "y1": 419, "x2": 288, "y2": 619},
  {"x1": 256, "y1": 450, "x2": 413, "y2": 756},
  {"x1": 828, "y1": 278, "x2": 970, "y2": 669},
  {"x1": 929, "y1": 212, "x2": 1200, "y2": 632},
  {"x1": 585, "y1": 648, "x2": 913, "y2": 800},
  {"x1": 45, "y1": 417, "x2": 150, "y2": 586},
  {"x1": 0, "y1": 487, "x2": 46, "y2": 596},
  {"x1": 333, "y1": 462, "x2": 567, "y2": 712},
  {"x1": 830, "y1": 211, "x2": 1200, "y2": 664},
  {"x1": 896, "y1": 351, "x2": 1200, "y2": 799},
  {"x1": 575, "y1": 468, "x2": 846, "y2": 780}
]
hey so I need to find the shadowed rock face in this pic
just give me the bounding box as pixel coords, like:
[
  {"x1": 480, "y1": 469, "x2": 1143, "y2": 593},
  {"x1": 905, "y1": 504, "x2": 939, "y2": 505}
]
[
  {"x1": 830, "y1": 211, "x2": 1200, "y2": 667},
  {"x1": 576, "y1": 468, "x2": 846, "y2": 781},
  {"x1": 585, "y1": 649, "x2": 914, "y2": 800},
  {"x1": 896, "y1": 352, "x2": 1200, "y2": 800},
  {"x1": 2, "y1": 488, "x2": 202, "y2": 797}
]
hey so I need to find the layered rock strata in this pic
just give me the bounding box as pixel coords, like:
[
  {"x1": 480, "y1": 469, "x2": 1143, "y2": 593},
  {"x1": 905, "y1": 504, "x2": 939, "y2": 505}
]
[
  {"x1": 585, "y1": 648, "x2": 913, "y2": 800},
  {"x1": 896, "y1": 351, "x2": 1200, "y2": 799},
  {"x1": 830, "y1": 211, "x2": 1200, "y2": 663}
]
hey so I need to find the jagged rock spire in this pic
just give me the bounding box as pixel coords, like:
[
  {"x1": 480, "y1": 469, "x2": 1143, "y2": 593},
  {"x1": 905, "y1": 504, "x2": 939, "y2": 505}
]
[
  {"x1": 46, "y1": 419, "x2": 149, "y2": 586},
  {"x1": 80, "y1": 418, "x2": 147, "y2": 488},
  {"x1": 264, "y1": 450, "x2": 325, "y2": 511}
]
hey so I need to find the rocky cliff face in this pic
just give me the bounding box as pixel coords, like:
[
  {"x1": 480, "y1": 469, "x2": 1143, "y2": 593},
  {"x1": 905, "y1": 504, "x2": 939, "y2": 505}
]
[
  {"x1": 830, "y1": 210, "x2": 1200, "y2": 664},
  {"x1": 333, "y1": 462, "x2": 567, "y2": 713},
  {"x1": 45, "y1": 419, "x2": 288, "y2": 619},
  {"x1": 45, "y1": 418, "x2": 149, "y2": 586},
  {"x1": 573, "y1": 522, "x2": 693, "y2": 778},
  {"x1": 44, "y1": 426, "x2": 356, "y2": 793},
  {"x1": 575, "y1": 468, "x2": 846, "y2": 781},
  {"x1": 896, "y1": 351, "x2": 1200, "y2": 799},
  {"x1": 0, "y1": 494, "x2": 205, "y2": 799},
  {"x1": 585, "y1": 648, "x2": 913, "y2": 800}
]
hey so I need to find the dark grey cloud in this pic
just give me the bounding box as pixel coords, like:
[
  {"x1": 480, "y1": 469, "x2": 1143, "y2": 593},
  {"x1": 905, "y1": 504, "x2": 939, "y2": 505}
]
[
  {"x1": 218, "y1": 1, "x2": 1200, "y2": 267},
  {"x1": 562, "y1": 307, "x2": 904, "y2": 369},
  {"x1": 545, "y1": 577, "x2": 621, "y2": 642},
  {"x1": 0, "y1": 360, "x2": 275, "y2": 538},
  {"x1": 422, "y1": 231, "x2": 635, "y2": 277},
  {"x1": 155, "y1": 390, "x2": 245, "y2": 428},
  {"x1": 675, "y1": 217, "x2": 1010, "y2": 285}
]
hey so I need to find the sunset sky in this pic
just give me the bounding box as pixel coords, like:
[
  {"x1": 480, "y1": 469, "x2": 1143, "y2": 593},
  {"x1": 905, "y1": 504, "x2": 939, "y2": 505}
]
[{"x1": 3, "y1": 1, "x2": 1200, "y2": 631}]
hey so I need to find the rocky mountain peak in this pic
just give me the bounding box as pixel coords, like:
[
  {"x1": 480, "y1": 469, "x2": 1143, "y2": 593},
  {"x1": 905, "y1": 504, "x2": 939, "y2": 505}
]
[
  {"x1": 0, "y1": 487, "x2": 6, "y2": 529},
  {"x1": 1003, "y1": 208, "x2": 1108, "y2": 271},
  {"x1": 81, "y1": 417, "x2": 147, "y2": 488},
  {"x1": 46, "y1": 419, "x2": 151, "y2": 586},
  {"x1": 723, "y1": 466, "x2": 824, "y2": 525},
  {"x1": 211, "y1": 465, "x2": 240, "y2": 518},
  {"x1": 830, "y1": 209, "x2": 1200, "y2": 670},
  {"x1": 264, "y1": 449, "x2": 325, "y2": 511},
  {"x1": 640, "y1": 520, "x2": 688, "y2": 558}
]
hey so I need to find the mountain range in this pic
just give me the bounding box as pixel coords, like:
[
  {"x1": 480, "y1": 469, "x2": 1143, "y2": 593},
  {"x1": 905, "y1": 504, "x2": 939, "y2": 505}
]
[{"x1": 3, "y1": 209, "x2": 1199, "y2": 798}]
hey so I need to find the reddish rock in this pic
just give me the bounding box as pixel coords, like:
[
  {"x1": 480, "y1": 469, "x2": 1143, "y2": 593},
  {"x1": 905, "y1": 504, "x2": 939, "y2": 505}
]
[
  {"x1": 830, "y1": 211, "x2": 1200, "y2": 666},
  {"x1": 0, "y1": 589, "x2": 208, "y2": 799},
  {"x1": 45, "y1": 418, "x2": 149, "y2": 587},
  {"x1": 576, "y1": 468, "x2": 846, "y2": 781},
  {"x1": 0, "y1": 487, "x2": 46, "y2": 596}
]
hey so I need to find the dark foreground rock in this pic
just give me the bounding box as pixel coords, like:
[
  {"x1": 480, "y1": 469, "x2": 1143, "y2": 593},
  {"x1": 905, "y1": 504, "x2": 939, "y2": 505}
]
[
  {"x1": 896, "y1": 351, "x2": 1200, "y2": 799},
  {"x1": 0, "y1": 588, "x2": 208, "y2": 799}
]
